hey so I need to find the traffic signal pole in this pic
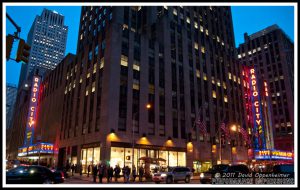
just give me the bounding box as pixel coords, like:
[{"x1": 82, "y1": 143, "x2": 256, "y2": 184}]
[{"x1": 6, "y1": 13, "x2": 21, "y2": 38}]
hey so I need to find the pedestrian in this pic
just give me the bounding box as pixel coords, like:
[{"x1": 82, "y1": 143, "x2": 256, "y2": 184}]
[
  {"x1": 114, "y1": 165, "x2": 121, "y2": 182},
  {"x1": 122, "y1": 166, "x2": 126, "y2": 182},
  {"x1": 108, "y1": 166, "x2": 114, "y2": 183},
  {"x1": 138, "y1": 165, "x2": 144, "y2": 182},
  {"x1": 79, "y1": 163, "x2": 83, "y2": 176},
  {"x1": 71, "y1": 164, "x2": 75, "y2": 176},
  {"x1": 87, "y1": 164, "x2": 91, "y2": 177},
  {"x1": 98, "y1": 163, "x2": 104, "y2": 183},
  {"x1": 132, "y1": 165, "x2": 137, "y2": 182},
  {"x1": 125, "y1": 166, "x2": 131, "y2": 183},
  {"x1": 92, "y1": 164, "x2": 98, "y2": 183}
]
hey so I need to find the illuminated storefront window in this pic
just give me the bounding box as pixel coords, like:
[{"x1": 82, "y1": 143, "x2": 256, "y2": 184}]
[
  {"x1": 81, "y1": 146, "x2": 100, "y2": 173},
  {"x1": 169, "y1": 151, "x2": 178, "y2": 166},
  {"x1": 110, "y1": 147, "x2": 186, "y2": 170},
  {"x1": 111, "y1": 147, "x2": 124, "y2": 169}
]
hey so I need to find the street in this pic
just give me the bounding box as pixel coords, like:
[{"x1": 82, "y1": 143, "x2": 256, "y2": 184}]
[{"x1": 64, "y1": 173, "x2": 201, "y2": 184}]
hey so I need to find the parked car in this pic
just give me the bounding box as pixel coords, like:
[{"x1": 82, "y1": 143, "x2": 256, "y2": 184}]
[
  {"x1": 227, "y1": 164, "x2": 250, "y2": 174},
  {"x1": 6, "y1": 165, "x2": 64, "y2": 184},
  {"x1": 6, "y1": 160, "x2": 21, "y2": 171},
  {"x1": 200, "y1": 164, "x2": 229, "y2": 184},
  {"x1": 152, "y1": 166, "x2": 193, "y2": 184}
]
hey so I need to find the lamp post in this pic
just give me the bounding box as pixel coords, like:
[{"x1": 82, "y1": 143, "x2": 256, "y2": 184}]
[
  {"x1": 230, "y1": 125, "x2": 237, "y2": 165},
  {"x1": 132, "y1": 103, "x2": 151, "y2": 171}
]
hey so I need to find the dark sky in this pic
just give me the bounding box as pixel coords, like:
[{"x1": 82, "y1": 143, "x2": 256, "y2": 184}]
[{"x1": 5, "y1": 5, "x2": 295, "y2": 86}]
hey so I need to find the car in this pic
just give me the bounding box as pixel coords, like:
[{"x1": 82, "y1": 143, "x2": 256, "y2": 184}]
[
  {"x1": 6, "y1": 165, "x2": 64, "y2": 184},
  {"x1": 200, "y1": 164, "x2": 229, "y2": 184},
  {"x1": 227, "y1": 164, "x2": 250, "y2": 174},
  {"x1": 152, "y1": 166, "x2": 193, "y2": 184}
]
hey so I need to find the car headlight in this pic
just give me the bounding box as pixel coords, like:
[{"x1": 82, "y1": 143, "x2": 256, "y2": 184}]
[
  {"x1": 200, "y1": 173, "x2": 204, "y2": 178},
  {"x1": 161, "y1": 174, "x2": 167, "y2": 177},
  {"x1": 13, "y1": 165, "x2": 17, "y2": 168}
]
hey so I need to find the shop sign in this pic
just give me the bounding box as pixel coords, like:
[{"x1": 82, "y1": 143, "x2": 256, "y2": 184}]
[{"x1": 255, "y1": 149, "x2": 293, "y2": 160}]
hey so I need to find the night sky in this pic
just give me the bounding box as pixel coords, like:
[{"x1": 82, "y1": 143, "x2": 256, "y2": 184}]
[{"x1": 5, "y1": 5, "x2": 295, "y2": 86}]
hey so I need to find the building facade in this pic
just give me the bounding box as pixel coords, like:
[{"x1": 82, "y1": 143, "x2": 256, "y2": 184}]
[
  {"x1": 7, "y1": 54, "x2": 75, "y2": 165},
  {"x1": 57, "y1": 6, "x2": 248, "y2": 173},
  {"x1": 6, "y1": 83, "x2": 18, "y2": 129},
  {"x1": 237, "y1": 25, "x2": 294, "y2": 151},
  {"x1": 19, "y1": 8, "x2": 68, "y2": 88}
]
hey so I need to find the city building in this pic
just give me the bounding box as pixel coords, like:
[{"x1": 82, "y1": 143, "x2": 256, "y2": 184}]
[
  {"x1": 237, "y1": 25, "x2": 294, "y2": 151},
  {"x1": 57, "y1": 6, "x2": 248, "y2": 173},
  {"x1": 6, "y1": 83, "x2": 18, "y2": 129},
  {"x1": 7, "y1": 54, "x2": 75, "y2": 165},
  {"x1": 18, "y1": 8, "x2": 68, "y2": 89}
]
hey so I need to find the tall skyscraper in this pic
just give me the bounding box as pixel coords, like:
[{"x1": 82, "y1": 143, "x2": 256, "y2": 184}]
[
  {"x1": 237, "y1": 25, "x2": 294, "y2": 151},
  {"x1": 57, "y1": 6, "x2": 247, "y2": 171},
  {"x1": 6, "y1": 83, "x2": 18, "y2": 129},
  {"x1": 19, "y1": 8, "x2": 68, "y2": 88}
]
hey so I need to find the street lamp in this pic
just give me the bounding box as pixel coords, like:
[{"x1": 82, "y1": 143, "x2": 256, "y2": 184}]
[
  {"x1": 132, "y1": 103, "x2": 151, "y2": 171},
  {"x1": 230, "y1": 124, "x2": 237, "y2": 165}
]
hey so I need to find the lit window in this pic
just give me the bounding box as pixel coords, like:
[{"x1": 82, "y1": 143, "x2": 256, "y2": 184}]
[
  {"x1": 173, "y1": 9, "x2": 177, "y2": 16},
  {"x1": 87, "y1": 73, "x2": 90, "y2": 78},
  {"x1": 203, "y1": 73, "x2": 207, "y2": 81},
  {"x1": 212, "y1": 91, "x2": 216, "y2": 98},
  {"x1": 257, "y1": 47, "x2": 261, "y2": 51},
  {"x1": 100, "y1": 58, "x2": 104, "y2": 69},
  {"x1": 120, "y1": 55, "x2": 128, "y2": 67},
  {"x1": 212, "y1": 77, "x2": 215, "y2": 84},
  {"x1": 80, "y1": 77, "x2": 82, "y2": 83},
  {"x1": 194, "y1": 22, "x2": 198, "y2": 29},
  {"x1": 196, "y1": 70, "x2": 200, "y2": 78},
  {"x1": 186, "y1": 17, "x2": 190, "y2": 24},
  {"x1": 205, "y1": 29, "x2": 209, "y2": 36},
  {"x1": 242, "y1": 53, "x2": 246, "y2": 57},
  {"x1": 92, "y1": 82, "x2": 95, "y2": 92},
  {"x1": 217, "y1": 80, "x2": 221, "y2": 87},
  {"x1": 133, "y1": 83, "x2": 139, "y2": 90},
  {"x1": 86, "y1": 89, "x2": 89, "y2": 96},
  {"x1": 264, "y1": 44, "x2": 268, "y2": 49},
  {"x1": 122, "y1": 24, "x2": 128, "y2": 30},
  {"x1": 253, "y1": 49, "x2": 256, "y2": 53},
  {"x1": 223, "y1": 82, "x2": 227, "y2": 89},
  {"x1": 200, "y1": 25, "x2": 204, "y2": 32},
  {"x1": 93, "y1": 64, "x2": 97, "y2": 73},
  {"x1": 201, "y1": 46, "x2": 205, "y2": 53},
  {"x1": 279, "y1": 75, "x2": 284, "y2": 80},
  {"x1": 238, "y1": 78, "x2": 240, "y2": 84},
  {"x1": 233, "y1": 75, "x2": 236, "y2": 82},
  {"x1": 224, "y1": 96, "x2": 228, "y2": 102},
  {"x1": 133, "y1": 64, "x2": 140, "y2": 71},
  {"x1": 228, "y1": 72, "x2": 232, "y2": 80},
  {"x1": 276, "y1": 92, "x2": 280, "y2": 97},
  {"x1": 238, "y1": 54, "x2": 242, "y2": 59},
  {"x1": 194, "y1": 42, "x2": 199, "y2": 50}
]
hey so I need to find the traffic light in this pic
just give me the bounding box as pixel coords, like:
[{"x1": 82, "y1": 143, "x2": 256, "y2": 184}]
[
  {"x1": 6, "y1": 35, "x2": 14, "y2": 60},
  {"x1": 16, "y1": 39, "x2": 30, "y2": 63}
]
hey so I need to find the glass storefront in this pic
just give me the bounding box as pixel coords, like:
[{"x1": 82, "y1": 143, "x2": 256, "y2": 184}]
[
  {"x1": 81, "y1": 147, "x2": 100, "y2": 173},
  {"x1": 110, "y1": 147, "x2": 186, "y2": 172}
]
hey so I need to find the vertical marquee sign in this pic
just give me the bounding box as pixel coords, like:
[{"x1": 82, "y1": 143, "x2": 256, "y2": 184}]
[
  {"x1": 249, "y1": 68, "x2": 266, "y2": 150},
  {"x1": 24, "y1": 75, "x2": 41, "y2": 146}
]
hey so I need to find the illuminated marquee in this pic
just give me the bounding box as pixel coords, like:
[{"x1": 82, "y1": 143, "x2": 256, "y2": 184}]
[
  {"x1": 18, "y1": 143, "x2": 54, "y2": 157},
  {"x1": 255, "y1": 149, "x2": 293, "y2": 160},
  {"x1": 24, "y1": 76, "x2": 41, "y2": 146}
]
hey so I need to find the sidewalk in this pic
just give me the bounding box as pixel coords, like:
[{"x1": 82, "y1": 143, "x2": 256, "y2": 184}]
[
  {"x1": 68, "y1": 172, "x2": 149, "y2": 183},
  {"x1": 67, "y1": 172, "x2": 200, "y2": 183}
]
